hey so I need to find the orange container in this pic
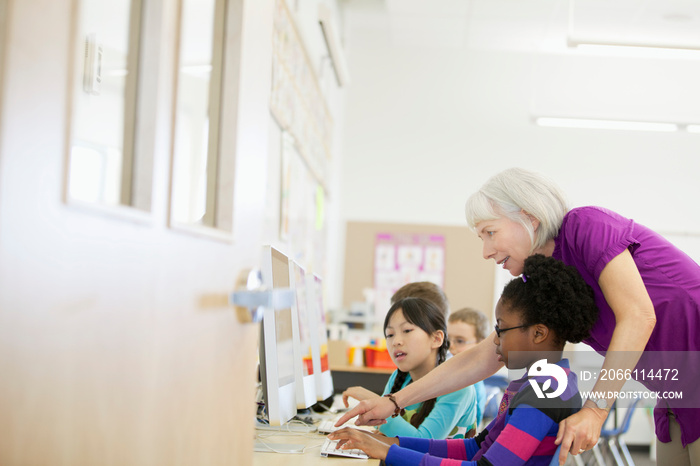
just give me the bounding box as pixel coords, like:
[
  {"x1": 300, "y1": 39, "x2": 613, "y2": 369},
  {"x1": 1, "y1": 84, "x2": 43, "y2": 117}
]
[{"x1": 364, "y1": 347, "x2": 396, "y2": 369}]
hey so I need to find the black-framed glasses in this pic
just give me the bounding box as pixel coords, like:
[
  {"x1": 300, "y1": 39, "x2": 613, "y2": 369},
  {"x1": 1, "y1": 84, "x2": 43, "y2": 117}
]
[{"x1": 494, "y1": 324, "x2": 529, "y2": 338}]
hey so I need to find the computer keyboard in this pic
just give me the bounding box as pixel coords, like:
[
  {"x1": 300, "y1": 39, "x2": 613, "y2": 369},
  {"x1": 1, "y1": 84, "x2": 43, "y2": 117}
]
[
  {"x1": 320, "y1": 437, "x2": 369, "y2": 459},
  {"x1": 317, "y1": 419, "x2": 339, "y2": 434}
]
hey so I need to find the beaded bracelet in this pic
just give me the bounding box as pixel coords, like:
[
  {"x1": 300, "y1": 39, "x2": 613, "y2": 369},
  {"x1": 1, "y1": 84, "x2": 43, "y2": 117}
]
[{"x1": 383, "y1": 394, "x2": 405, "y2": 418}]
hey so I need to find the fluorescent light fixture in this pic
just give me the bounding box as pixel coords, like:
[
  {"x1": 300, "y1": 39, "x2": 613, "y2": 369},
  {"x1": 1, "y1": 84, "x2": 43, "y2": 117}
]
[
  {"x1": 318, "y1": 4, "x2": 351, "y2": 87},
  {"x1": 688, "y1": 125, "x2": 700, "y2": 133},
  {"x1": 535, "y1": 117, "x2": 678, "y2": 132},
  {"x1": 572, "y1": 43, "x2": 700, "y2": 60}
]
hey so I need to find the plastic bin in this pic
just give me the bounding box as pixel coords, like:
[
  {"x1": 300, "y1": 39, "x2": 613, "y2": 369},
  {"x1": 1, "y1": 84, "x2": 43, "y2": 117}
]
[{"x1": 364, "y1": 347, "x2": 396, "y2": 369}]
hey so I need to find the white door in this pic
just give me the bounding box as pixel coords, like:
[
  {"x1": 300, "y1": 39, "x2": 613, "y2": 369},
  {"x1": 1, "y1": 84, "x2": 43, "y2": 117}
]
[{"x1": 0, "y1": 0, "x2": 274, "y2": 464}]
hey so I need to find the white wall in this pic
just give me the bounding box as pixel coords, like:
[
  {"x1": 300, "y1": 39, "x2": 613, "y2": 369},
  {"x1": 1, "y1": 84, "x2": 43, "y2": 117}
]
[{"x1": 332, "y1": 0, "x2": 700, "y2": 309}]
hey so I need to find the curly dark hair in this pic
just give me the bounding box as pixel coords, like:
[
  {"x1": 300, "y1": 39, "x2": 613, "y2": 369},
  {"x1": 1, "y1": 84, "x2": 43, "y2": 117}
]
[
  {"x1": 384, "y1": 297, "x2": 450, "y2": 428},
  {"x1": 500, "y1": 254, "x2": 598, "y2": 346}
]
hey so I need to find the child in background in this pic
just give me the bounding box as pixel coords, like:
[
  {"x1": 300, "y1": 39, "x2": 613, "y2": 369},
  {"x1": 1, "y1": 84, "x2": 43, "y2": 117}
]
[
  {"x1": 447, "y1": 308, "x2": 488, "y2": 355},
  {"x1": 447, "y1": 308, "x2": 490, "y2": 430},
  {"x1": 344, "y1": 297, "x2": 477, "y2": 440},
  {"x1": 329, "y1": 254, "x2": 598, "y2": 465},
  {"x1": 391, "y1": 281, "x2": 449, "y2": 317}
]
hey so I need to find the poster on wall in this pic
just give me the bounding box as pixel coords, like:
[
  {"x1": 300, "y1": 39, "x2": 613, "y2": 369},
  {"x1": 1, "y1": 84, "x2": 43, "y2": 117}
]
[{"x1": 373, "y1": 233, "x2": 446, "y2": 319}]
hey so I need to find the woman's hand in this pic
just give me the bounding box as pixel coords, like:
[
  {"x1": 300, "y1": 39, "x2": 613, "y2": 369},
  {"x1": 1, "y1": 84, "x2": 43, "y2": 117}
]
[
  {"x1": 334, "y1": 396, "x2": 394, "y2": 427},
  {"x1": 342, "y1": 386, "x2": 379, "y2": 407},
  {"x1": 327, "y1": 428, "x2": 397, "y2": 459},
  {"x1": 554, "y1": 406, "x2": 608, "y2": 465}
]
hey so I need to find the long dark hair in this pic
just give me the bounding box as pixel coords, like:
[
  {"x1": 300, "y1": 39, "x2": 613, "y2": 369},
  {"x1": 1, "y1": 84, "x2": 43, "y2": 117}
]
[{"x1": 384, "y1": 297, "x2": 450, "y2": 428}]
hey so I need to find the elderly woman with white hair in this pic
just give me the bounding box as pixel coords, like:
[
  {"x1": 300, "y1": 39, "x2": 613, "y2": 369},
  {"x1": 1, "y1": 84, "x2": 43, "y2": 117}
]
[{"x1": 336, "y1": 168, "x2": 700, "y2": 466}]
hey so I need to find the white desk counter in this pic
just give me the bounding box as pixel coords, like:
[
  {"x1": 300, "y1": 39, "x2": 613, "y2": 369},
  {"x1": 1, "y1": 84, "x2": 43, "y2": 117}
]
[{"x1": 252, "y1": 430, "x2": 380, "y2": 466}]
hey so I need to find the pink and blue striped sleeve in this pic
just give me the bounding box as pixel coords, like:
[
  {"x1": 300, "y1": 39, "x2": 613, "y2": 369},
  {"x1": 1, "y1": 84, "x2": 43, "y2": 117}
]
[
  {"x1": 385, "y1": 405, "x2": 558, "y2": 465},
  {"x1": 385, "y1": 437, "x2": 481, "y2": 466},
  {"x1": 479, "y1": 405, "x2": 558, "y2": 465}
]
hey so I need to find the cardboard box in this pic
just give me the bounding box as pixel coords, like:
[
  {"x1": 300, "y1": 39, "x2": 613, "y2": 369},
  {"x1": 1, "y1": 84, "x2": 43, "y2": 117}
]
[{"x1": 328, "y1": 339, "x2": 349, "y2": 367}]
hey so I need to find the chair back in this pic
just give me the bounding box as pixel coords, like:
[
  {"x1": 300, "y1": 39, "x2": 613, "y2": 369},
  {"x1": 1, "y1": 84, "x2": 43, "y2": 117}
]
[
  {"x1": 482, "y1": 384, "x2": 504, "y2": 420},
  {"x1": 484, "y1": 374, "x2": 509, "y2": 389},
  {"x1": 619, "y1": 398, "x2": 641, "y2": 434},
  {"x1": 600, "y1": 398, "x2": 641, "y2": 436},
  {"x1": 481, "y1": 375, "x2": 509, "y2": 421},
  {"x1": 548, "y1": 443, "x2": 563, "y2": 466}
]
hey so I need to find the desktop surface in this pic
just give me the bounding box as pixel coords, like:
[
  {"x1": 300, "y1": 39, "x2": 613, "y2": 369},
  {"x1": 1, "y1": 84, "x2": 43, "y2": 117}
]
[
  {"x1": 252, "y1": 431, "x2": 379, "y2": 465},
  {"x1": 253, "y1": 396, "x2": 380, "y2": 466}
]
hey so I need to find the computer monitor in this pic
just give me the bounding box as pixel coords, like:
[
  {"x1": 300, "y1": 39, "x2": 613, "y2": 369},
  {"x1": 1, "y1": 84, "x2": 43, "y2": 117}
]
[
  {"x1": 288, "y1": 260, "x2": 317, "y2": 409},
  {"x1": 307, "y1": 273, "x2": 334, "y2": 401},
  {"x1": 258, "y1": 246, "x2": 297, "y2": 426}
]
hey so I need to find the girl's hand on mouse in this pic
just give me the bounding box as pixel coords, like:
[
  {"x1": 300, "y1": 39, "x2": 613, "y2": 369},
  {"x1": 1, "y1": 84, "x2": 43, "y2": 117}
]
[
  {"x1": 341, "y1": 386, "x2": 379, "y2": 407},
  {"x1": 334, "y1": 396, "x2": 393, "y2": 427}
]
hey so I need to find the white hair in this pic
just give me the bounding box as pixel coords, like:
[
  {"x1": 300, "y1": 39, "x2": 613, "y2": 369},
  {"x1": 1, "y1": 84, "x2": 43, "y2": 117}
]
[{"x1": 465, "y1": 168, "x2": 569, "y2": 252}]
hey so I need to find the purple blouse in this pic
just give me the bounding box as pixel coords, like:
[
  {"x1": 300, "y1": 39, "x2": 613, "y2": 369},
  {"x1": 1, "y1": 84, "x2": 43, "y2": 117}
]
[{"x1": 553, "y1": 206, "x2": 700, "y2": 446}]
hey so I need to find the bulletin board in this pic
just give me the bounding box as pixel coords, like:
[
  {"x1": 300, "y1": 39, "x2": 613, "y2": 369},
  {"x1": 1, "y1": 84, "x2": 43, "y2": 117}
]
[
  {"x1": 269, "y1": 0, "x2": 331, "y2": 276},
  {"x1": 343, "y1": 221, "x2": 496, "y2": 323},
  {"x1": 270, "y1": 0, "x2": 332, "y2": 188}
]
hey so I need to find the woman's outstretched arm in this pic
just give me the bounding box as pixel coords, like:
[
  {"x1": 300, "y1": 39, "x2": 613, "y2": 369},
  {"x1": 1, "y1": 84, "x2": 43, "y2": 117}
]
[{"x1": 335, "y1": 334, "x2": 503, "y2": 427}]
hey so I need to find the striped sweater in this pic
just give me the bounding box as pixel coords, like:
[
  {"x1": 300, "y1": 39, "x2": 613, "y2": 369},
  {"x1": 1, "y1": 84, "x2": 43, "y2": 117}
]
[{"x1": 384, "y1": 359, "x2": 581, "y2": 466}]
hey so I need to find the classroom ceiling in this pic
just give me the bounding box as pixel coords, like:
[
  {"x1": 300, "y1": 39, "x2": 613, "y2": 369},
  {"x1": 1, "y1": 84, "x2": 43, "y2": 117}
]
[{"x1": 347, "y1": 0, "x2": 700, "y2": 53}]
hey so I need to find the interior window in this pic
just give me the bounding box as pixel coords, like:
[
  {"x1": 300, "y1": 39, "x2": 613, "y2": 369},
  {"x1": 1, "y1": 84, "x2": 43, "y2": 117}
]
[
  {"x1": 67, "y1": 0, "x2": 151, "y2": 211},
  {"x1": 170, "y1": 0, "x2": 228, "y2": 230}
]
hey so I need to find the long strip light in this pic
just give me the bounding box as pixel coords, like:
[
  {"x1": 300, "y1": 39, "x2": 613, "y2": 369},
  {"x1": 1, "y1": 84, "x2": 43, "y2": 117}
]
[
  {"x1": 535, "y1": 117, "x2": 678, "y2": 132},
  {"x1": 572, "y1": 44, "x2": 700, "y2": 60}
]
